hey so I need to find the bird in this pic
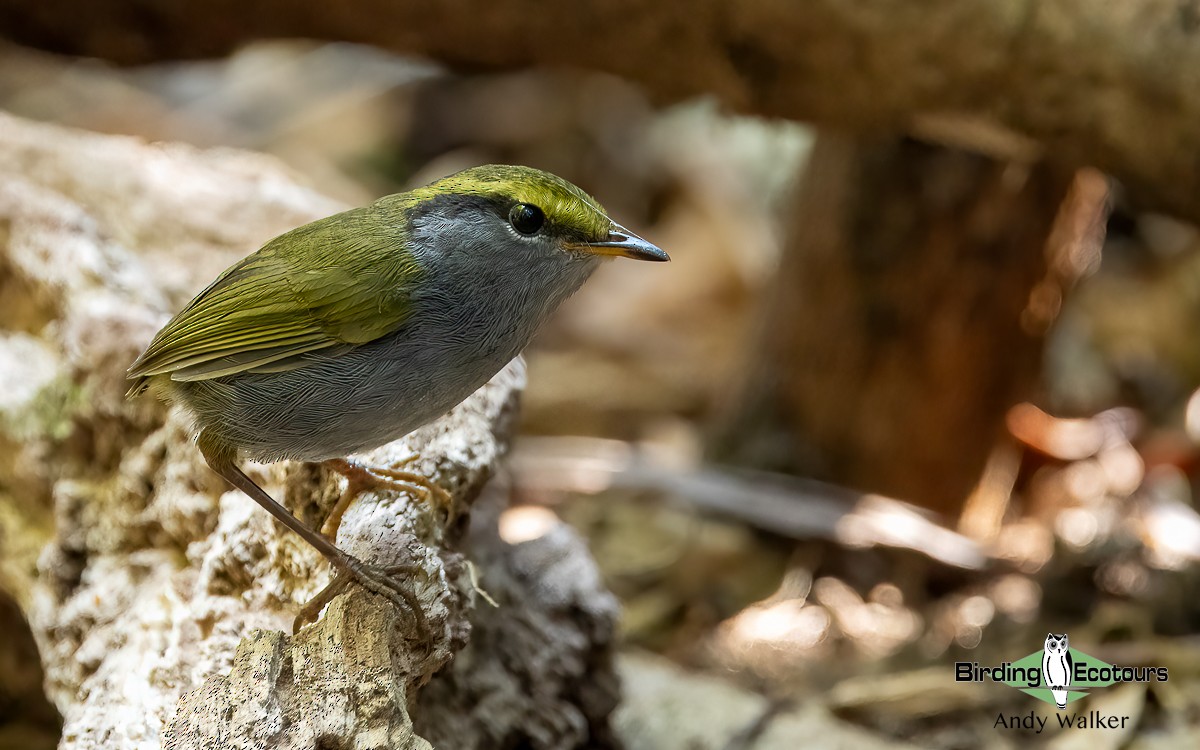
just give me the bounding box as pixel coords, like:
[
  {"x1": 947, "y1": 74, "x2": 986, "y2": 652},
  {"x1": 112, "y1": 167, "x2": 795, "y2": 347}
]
[{"x1": 126, "y1": 164, "x2": 669, "y2": 631}]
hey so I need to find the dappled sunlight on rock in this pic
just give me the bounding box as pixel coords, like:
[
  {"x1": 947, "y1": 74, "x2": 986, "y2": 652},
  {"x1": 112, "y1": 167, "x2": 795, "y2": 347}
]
[
  {"x1": 1096, "y1": 559, "x2": 1150, "y2": 597},
  {"x1": 987, "y1": 575, "x2": 1041, "y2": 624},
  {"x1": 1056, "y1": 506, "x2": 1101, "y2": 550},
  {"x1": 724, "y1": 600, "x2": 831, "y2": 652},
  {"x1": 1098, "y1": 443, "x2": 1145, "y2": 496},
  {"x1": 835, "y1": 496, "x2": 985, "y2": 570},
  {"x1": 992, "y1": 519, "x2": 1055, "y2": 572},
  {"x1": 1139, "y1": 496, "x2": 1200, "y2": 570},
  {"x1": 498, "y1": 505, "x2": 561, "y2": 545},
  {"x1": 812, "y1": 577, "x2": 923, "y2": 659}
]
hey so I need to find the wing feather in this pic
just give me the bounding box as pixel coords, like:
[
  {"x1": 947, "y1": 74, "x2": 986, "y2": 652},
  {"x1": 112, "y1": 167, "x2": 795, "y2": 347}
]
[
  {"x1": 168, "y1": 339, "x2": 341, "y2": 380},
  {"x1": 127, "y1": 203, "x2": 416, "y2": 395}
]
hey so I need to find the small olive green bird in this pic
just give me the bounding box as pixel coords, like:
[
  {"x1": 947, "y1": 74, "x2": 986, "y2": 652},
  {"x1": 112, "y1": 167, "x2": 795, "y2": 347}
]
[{"x1": 128, "y1": 164, "x2": 668, "y2": 630}]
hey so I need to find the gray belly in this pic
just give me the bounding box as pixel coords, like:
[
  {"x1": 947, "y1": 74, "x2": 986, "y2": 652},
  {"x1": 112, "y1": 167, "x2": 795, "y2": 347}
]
[{"x1": 176, "y1": 321, "x2": 519, "y2": 462}]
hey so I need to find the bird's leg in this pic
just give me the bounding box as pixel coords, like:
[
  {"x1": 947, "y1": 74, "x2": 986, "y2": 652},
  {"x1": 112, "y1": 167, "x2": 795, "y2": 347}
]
[
  {"x1": 319, "y1": 454, "x2": 420, "y2": 539},
  {"x1": 320, "y1": 456, "x2": 454, "y2": 540},
  {"x1": 197, "y1": 430, "x2": 428, "y2": 636}
]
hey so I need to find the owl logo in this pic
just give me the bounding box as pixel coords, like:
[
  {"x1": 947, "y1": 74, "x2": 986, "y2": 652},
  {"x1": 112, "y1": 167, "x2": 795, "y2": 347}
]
[{"x1": 1042, "y1": 633, "x2": 1072, "y2": 709}]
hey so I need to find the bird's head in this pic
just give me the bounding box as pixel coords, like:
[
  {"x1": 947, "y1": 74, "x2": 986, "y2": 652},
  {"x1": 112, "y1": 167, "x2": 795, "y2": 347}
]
[{"x1": 393, "y1": 164, "x2": 669, "y2": 270}]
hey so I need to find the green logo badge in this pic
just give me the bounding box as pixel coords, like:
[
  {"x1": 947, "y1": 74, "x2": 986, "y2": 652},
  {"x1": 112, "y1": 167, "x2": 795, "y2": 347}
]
[{"x1": 955, "y1": 633, "x2": 1168, "y2": 710}]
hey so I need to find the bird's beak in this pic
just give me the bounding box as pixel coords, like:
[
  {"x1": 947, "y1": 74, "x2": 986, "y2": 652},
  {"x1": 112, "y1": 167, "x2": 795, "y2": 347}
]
[{"x1": 572, "y1": 225, "x2": 670, "y2": 262}]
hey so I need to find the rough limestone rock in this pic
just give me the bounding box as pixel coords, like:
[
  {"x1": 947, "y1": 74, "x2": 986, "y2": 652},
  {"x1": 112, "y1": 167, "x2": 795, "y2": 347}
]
[{"x1": 0, "y1": 111, "x2": 619, "y2": 750}]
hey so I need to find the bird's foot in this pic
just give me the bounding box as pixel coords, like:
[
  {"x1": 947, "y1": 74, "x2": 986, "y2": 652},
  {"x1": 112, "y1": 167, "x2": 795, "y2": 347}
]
[
  {"x1": 320, "y1": 456, "x2": 454, "y2": 539},
  {"x1": 293, "y1": 556, "x2": 426, "y2": 635}
]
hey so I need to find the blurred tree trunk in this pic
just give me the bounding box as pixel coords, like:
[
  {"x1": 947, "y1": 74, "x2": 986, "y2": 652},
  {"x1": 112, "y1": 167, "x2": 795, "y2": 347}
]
[
  {"x1": 710, "y1": 134, "x2": 1074, "y2": 516},
  {"x1": 0, "y1": 0, "x2": 1195, "y2": 224}
]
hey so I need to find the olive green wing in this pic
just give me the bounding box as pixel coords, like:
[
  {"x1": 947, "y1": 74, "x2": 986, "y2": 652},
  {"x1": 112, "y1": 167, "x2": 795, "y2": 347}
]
[{"x1": 127, "y1": 207, "x2": 417, "y2": 395}]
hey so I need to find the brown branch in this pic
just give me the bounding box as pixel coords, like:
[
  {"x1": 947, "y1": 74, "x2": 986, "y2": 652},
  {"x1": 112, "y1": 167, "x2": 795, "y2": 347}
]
[
  {"x1": 510, "y1": 437, "x2": 988, "y2": 570},
  {"x1": 1, "y1": 0, "x2": 1197, "y2": 221}
]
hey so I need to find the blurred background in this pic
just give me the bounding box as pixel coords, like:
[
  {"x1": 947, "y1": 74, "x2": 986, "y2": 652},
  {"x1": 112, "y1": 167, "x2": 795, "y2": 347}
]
[{"x1": 1, "y1": 18, "x2": 1199, "y2": 749}]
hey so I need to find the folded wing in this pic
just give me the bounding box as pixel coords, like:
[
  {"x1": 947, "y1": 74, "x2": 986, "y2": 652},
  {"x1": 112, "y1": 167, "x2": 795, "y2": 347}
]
[{"x1": 127, "y1": 206, "x2": 415, "y2": 395}]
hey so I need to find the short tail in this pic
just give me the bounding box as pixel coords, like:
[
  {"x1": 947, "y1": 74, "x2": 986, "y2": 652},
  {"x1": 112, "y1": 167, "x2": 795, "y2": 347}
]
[{"x1": 125, "y1": 376, "x2": 149, "y2": 399}]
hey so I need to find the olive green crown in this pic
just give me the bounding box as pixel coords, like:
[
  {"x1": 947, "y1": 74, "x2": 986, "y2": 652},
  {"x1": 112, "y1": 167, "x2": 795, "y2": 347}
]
[{"x1": 407, "y1": 164, "x2": 614, "y2": 241}]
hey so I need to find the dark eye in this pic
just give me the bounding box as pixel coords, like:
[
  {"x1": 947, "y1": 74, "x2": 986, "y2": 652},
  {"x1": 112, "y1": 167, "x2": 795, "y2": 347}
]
[{"x1": 509, "y1": 203, "x2": 545, "y2": 236}]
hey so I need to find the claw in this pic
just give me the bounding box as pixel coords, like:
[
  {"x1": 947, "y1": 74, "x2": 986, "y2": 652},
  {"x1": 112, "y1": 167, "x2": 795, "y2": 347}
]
[{"x1": 293, "y1": 559, "x2": 426, "y2": 635}]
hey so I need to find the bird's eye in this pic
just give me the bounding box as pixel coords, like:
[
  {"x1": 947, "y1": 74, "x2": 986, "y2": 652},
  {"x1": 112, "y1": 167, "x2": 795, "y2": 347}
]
[{"x1": 509, "y1": 203, "x2": 545, "y2": 236}]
